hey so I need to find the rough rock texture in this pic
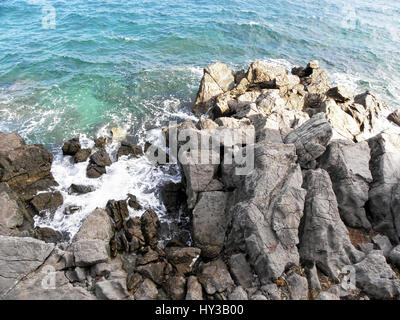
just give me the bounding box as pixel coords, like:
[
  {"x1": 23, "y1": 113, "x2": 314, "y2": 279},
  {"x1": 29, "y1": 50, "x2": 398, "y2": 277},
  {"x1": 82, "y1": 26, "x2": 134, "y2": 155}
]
[
  {"x1": 117, "y1": 140, "x2": 143, "y2": 160},
  {"x1": 318, "y1": 140, "x2": 373, "y2": 229},
  {"x1": 352, "y1": 250, "x2": 400, "y2": 299},
  {"x1": 285, "y1": 272, "x2": 308, "y2": 300},
  {"x1": 30, "y1": 191, "x2": 63, "y2": 214},
  {"x1": 229, "y1": 286, "x2": 248, "y2": 300},
  {"x1": 134, "y1": 278, "x2": 158, "y2": 300},
  {"x1": 74, "y1": 148, "x2": 91, "y2": 163},
  {"x1": 315, "y1": 292, "x2": 340, "y2": 300},
  {"x1": 299, "y1": 169, "x2": 364, "y2": 281},
  {"x1": 87, "y1": 149, "x2": 112, "y2": 179},
  {"x1": 198, "y1": 259, "x2": 234, "y2": 295},
  {"x1": 95, "y1": 278, "x2": 130, "y2": 300},
  {"x1": 186, "y1": 276, "x2": 203, "y2": 300},
  {"x1": 62, "y1": 138, "x2": 81, "y2": 156},
  {"x1": 166, "y1": 247, "x2": 201, "y2": 275},
  {"x1": 228, "y1": 253, "x2": 254, "y2": 288},
  {"x1": 73, "y1": 208, "x2": 114, "y2": 243},
  {"x1": 72, "y1": 239, "x2": 109, "y2": 267},
  {"x1": 284, "y1": 113, "x2": 332, "y2": 169}
]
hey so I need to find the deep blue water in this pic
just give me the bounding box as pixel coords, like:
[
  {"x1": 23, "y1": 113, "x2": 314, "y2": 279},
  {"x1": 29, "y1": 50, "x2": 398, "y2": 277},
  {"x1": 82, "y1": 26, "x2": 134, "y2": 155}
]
[{"x1": 0, "y1": 0, "x2": 400, "y2": 144}]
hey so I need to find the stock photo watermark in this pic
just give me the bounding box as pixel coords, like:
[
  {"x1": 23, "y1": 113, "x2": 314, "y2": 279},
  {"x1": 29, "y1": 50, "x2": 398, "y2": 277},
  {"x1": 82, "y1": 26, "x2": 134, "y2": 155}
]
[{"x1": 26, "y1": 0, "x2": 56, "y2": 29}]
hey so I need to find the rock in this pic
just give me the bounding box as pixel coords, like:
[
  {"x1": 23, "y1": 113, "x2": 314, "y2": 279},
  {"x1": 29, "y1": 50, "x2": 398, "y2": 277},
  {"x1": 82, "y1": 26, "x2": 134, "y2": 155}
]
[
  {"x1": 285, "y1": 272, "x2": 308, "y2": 300},
  {"x1": 372, "y1": 234, "x2": 393, "y2": 258},
  {"x1": 389, "y1": 245, "x2": 400, "y2": 267},
  {"x1": 192, "y1": 191, "x2": 229, "y2": 259},
  {"x1": 186, "y1": 276, "x2": 203, "y2": 300},
  {"x1": 284, "y1": 113, "x2": 332, "y2": 169},
  {"x1": 0, "y1": 236, "x2": 54, "y2": 296},
  {"x1": 299, "y1": 169, "x2": 364, "y2": 281},
  {"x1": 196, "y1": 118, "x2": 219, "y2": 131},
  {"x1": 166, "y1": 247, "x2": 201, "y2": 274},
  {"x1": 228, "y1": 253, "x2": 253, "y2": 288},
  {"x1": 229, "y1": 286, "x2": 248, "y2": 300},
  {"x1": 388, "y1": 110, "x2": 400, "y2": 127},
  {"x1": 30, "y1": 191, "x2": 63, "y2": 214},
  {"x1": 0, "y1": 183, "x2": 27, "y2": 236},
  {"x1": 160, "y1": 182, "x2": 186, "y2": 215},
  {"x1": 134, "y1": 278, "x2": 158, "y2": 300},
  {"x1": 250, "y1": 294, "x2": 268, "y2": 300},
  {"x1": 121, "y1": 253, "x2": 138, "y2": 275},
  {"x1": 95, "y1": 278, "x2": 130, "y2": 300},
  {"x1": 66, "y1": 267, "x2": 86, "y2": 283},
  {"x1": 167, "y1": 274, "x2": 186, "y2": 300},
  {"x1": 301, "y1": 65, "x2": 330, "y2": 108},
  {"x1": 305, "y1": 263, "x2": 321, "y2": 295},
  {"x1": 64, "y1": 205, "x2": 80, "y2": 215},
  {"x1": 0, "y1": 132, "x2": 25, "y2": 153},
  {"x1": 106, "y1": 200, "x2": 129, "y2": 231},
  {"x1": 94, "y1": 136, "x2": 107, "y2": 149},
  {"x1": 126, "y1": 272, "x2": 143, "y2": 291},
  {"x1": 198, "y1": 259, "x2": 234, "y2": 295},
  {"x1": 72, "y1": 239, "x2": 109, "y2": 267},
  {"x1": 135, "y1": 262, "x2": 166, "y2": 285},
  {"x1": 136, "y1": 248, "x2": 159, "y2": 266},
  {"x1": 326, "y1": 86, "x2": 354, "y2": 103},
  {"x1": 111, "y1": 128, "x2": 127, "y2": 142},
  {"x1": 90, "y1": 149, "x2": 111, "y2": 167},
  {"x1": 74, "y1": 148, "x2": 91, "y2": 163},
  {"x1": 352, "y1": 250, "x2": 400, "y2": 299},
  {"x1": 246, "y1": 61, "x2": 289, "y2": 93},
  {"x1": 315, "y1": 292, "x2": 340, "y2": 300},
  {"x1": 318, "y1": 140, "x2": 372, "y2": 229},
  {"x1": 117, "y1": 140, "x2": 143, "y2": 160},
  {"x1": 33, "y1": 227, "x2": 62, "y2": 243},
  {"x1": 261, "y1": 284, "x2": 282, "y2": 300},
  {"x1": 73, "y1": 208, "x2": 114, "y2": 243},
  {"x1": 141, "y1": 209, "x2": 159, "y2": 248},
  {"x1": 193, "y1": 62, "x2": 234, "y2": 115},
  {"x1": 68, "y1": 184, "x2": 95, "y2": 195},
  {"x1": 127, "y1": 194, "x2": 142, "y2": 210},
  {"x1": 359, "y1": 243, "x2": 375, "y2": 254},
  {"x1": 62, "y1": 138, "x2": 81, "y2": 156}
]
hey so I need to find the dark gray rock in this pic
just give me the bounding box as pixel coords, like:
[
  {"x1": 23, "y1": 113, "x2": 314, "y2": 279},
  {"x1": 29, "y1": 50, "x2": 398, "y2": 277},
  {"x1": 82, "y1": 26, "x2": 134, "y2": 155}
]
[
  {"x1": 117, "y1": 141, "x2": 143, "y2": 160},
  {"x1": 166, "y1": 247, "x2": 201, "y2": 275},
  {"x1": 389, "y1": 245, "x2": 400, "y2": 267},
  {"x1": 62, "y1": 138, "x2": 81, "y2": 156},
  {"x1": 74, "y1": 148, "x2": 91, "y2": 163},
  {"x1": 228, "y1": 253, "x2": 254, "y2": 288},
  {"x1": 167, "y1": 274, "x2": 186, "y2": 300},
  {"x1": 68, "y1": 184, "x2": 95, "y2": 195}
]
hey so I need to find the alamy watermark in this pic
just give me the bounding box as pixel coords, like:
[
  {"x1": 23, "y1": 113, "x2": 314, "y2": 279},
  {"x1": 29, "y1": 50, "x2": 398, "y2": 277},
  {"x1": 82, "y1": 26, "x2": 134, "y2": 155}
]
[{"x1": 26, "y1": 0, "x2": 56, "y2": 29}]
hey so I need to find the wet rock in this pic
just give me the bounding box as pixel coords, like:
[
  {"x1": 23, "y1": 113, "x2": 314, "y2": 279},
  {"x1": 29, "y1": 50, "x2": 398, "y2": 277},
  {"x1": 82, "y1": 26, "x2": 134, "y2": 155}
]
[
  {"x1": 284, "y1": 113, "x2": 332, "y2": 169},
  {"x1": 86, "y1": 164, "x2": 106, "y2": 178},
  {"x1": 229, "y1": 286, "x2": 248, "y2": 300},
  {"x1": 30, "y1": 191, "x2": 63, "y2": 214},
  {"x1": 135, "y1": 262, "x2": 166, "y2": 285},
  {"x1": 73, "y1": 208, "x2": 114, "y2": 243},
  {"x1": 33, "y1": 227, "x2": 62, "y2": 243},
  {"x1": 0, "y1": 132, "x2": 25, "y2": 153},
  {"x1": 72, "y1": 239, "x2": 109, "y2": 267},
  {"x1": 318, "y1": 140, "x2": 372, "y2": 229},
  {"x1": 94, "y1": 136, "x2": 107, "y2": 149},
  {"x1": 62, "y1": 138, "x2": 81, "y2": 156},
  {"x1": 134, "y1": 278, "x2": 158, "y2": 300},
  {"x1": 74, "y1": 148, "x2": 91, "y2": 163},
  {"x1": 141, "y1": 209, "x2": 159, "y2": 248},
  {"x1": 68, "y1": 184, "x2": 95, "y2": 195},
  {"x1": 228, "y1": 253, "x2": 253, "y2": 289},
  {"x1": 90, "y1": 149, "x2": 111, "y2": 167},
  {"x1": 198, "y1": 259, "x2": 234, "y2": 295},
  {"x1": 388, "y1": 110, "x2": 400, "y2": 127},
  {"x1": 167, "y1": 274, "x2": 186, "y2": 300},
  {"x1": 127, "y1": 194, "x2": 142, "y2": 210},
  {"x1": 117, "y1": 140, "x2": 143, "y2": 160},
  {"x1": 299, "y1": 169, "x2": 364, "y2": 281},
  {"x1": 372, "y1": 234, "x2": 393, "y2": 258},
  {"x1": 166, "y1": 247, "x2": 201, "y2": 275},
  {"x1": 0, "y1": 236, "x2": 54, "y2": 296},
  {"x1": 186, "y1": 276, "x2": 203, "y2": 300},
  {"x1": 106, "y1": 200, "x2": 129, "y2": 231},
  {"x1": 326, "y1": 85, "x2": 354, "y2": 103},
  {"x1": 352, "y1": 250, "x2": 400, "y2": 299},
  {"x1": 64, "y1": 205, "x2": 80, "y2": 215},
  {"x1": 95, "y1": 278, "x2": 130, "y2": 300}
]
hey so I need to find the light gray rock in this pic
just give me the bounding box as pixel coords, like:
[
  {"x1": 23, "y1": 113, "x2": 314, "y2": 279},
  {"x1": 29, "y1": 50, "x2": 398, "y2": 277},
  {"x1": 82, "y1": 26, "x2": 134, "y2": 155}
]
[
  {"x1": 299, "y1": 169, "x2": 364, "y2": 281},
  {"x1": 315, "y1": 292, "x2": 340, "y2": 300},
  {"x1": 0, "y1": 183, "x2": 27, "y2": 236},
  {"x1": 372, "y1": 234, "x2": 393, "y2": 258},
  {"x1": 305, "y1": 263, "x2": 321, "y2": 295},
  {"x1": 326, "y1": 86, "x2": 354, "y2": 103},
  {"x1": 73, "y1": 208, "x2": 114, "y2": 243},
  {"x1": 226, "y1": 142, "x2": 306, "y2": 284},
  {"x1": 284, "y1": 113, "x2": 332, "y2": 169},
  {"x1": 186, "y1": 276, "x2": 203, "y2": 300},
  {"x1": 72, "y1": 239, "x2": 109, "y2": 267},
  {"x1": 192, "y1": 191, "x2": 230, "y2": 259},
  {"x1": 134, "y1": 278, "x2": 158, "y2": 300},
  {"x1": 352, "y1": 250, "x2": 400, "y2": 299},
  {"x1": 228, "y1": 253, "x2": 253, "y2": 288},
  {"x1": 95, "y1": 278, "x2": 130, "y2": 300},
  {"x1": 318, "y1": 140, "x2": 372, "y2": 229},
  {"x1": 198, "y1": 259, "x2": 234, "y2": 295},
  {"x1": 389, "y1": 245, "x2": 400, "y2": 267},
  {"x1": 286, "y1": 272, "x2": 308, "y2": 300},
  {"x1": 65, "y1": 267, "x2": 86, "y2": 283},
  {"x1": 250, "y1": 294, "x2": 268, "y2": 300},
  {"x1": 359, "y1": 243, "x2": 375, "y2": 254},
  {"x1": 261, "y1": 284, "x2": 282, "y2": 300},
  {"x1": 229, "y1": 286, "x2": 248, "y2": 300},
  {"x1": 0, "y1": 236, "x2": 54, "y2": 297}
]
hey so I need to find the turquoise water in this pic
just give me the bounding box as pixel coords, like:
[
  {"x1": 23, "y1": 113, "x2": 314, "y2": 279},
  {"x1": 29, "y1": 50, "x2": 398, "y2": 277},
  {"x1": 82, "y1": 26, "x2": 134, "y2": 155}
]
[{"x1": 1, "y1": 0, "x2": 400, "y2": 145}]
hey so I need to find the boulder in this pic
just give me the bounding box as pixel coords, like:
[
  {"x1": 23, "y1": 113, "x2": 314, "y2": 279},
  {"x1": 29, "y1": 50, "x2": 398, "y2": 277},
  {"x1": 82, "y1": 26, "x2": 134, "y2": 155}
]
[
  {"x1": 198, "y1": 259, "x2": 235, "y2": 296},
  {"x1": 160, "y1": 182, "x2": 186, "y2": 216},
  {"x1": 315, "y1": 292, "x2": 340, "y2": 300},
  {"x1": 389, "y1": 245, "x2": 400, "y2": 267},
  {"x1": 106, "y1": 200, "x2": 129, "y2": 231},
  {"x1": 141, "y1": 209, "x2": 159, "y2": 248},
  {"x1": 299, "y1": 169, "x2": 364, "y2": 281},
  {"x1": 285, "y1": 272, "x2": 308, "y2": 300},
  {"x1": 372, "y1": 234, "x2": 393, "y2": 258},
  {"x1": 74, "y1": 148, "x2": 91, "y2": 163},
  {"x1": 135, "y1": 262, "x2": 166, "y2": 285},
  {"x1": 90, "y1": 149, "x2": 111, "y2": 167},
  {"x1": 326, "y1": 86, "x2": 354, "y2": 103},
  {"x1": 229, "y1": 286, "x2": 248, "y2": 300},
  {"x1": 33, "y1": 227, "x2": 62, "y2": 243},
  {"x1": 62, "y1": 138, "x2": 81, "y2": 156},
  {"x1": 186, "y1": 276, "x2": 203, "y2": 300},
  {"x1": 73, "y1": 208, "x2": 114, "y2": 243},
  {"x1": 284, "y1": 113, "x2": 332, "y2": 169},
  {"x1": 30, "y1": 191, "x2": 63, "y2": 214},
  {"x1": 228, "y1": 253, "x2": 254, "y2": 288},
  {"x1": 166, "y1": 247, "x2": 201, "y2": 274},
  {"x1": 95, "y1": 278, "x2": 130, "y2": 300},
  {"x1": 134, "y1": 278, "x2": 158, "y2": 300},
  {"x1": 117, "y1": 141, "x2": 143, "y2": 160},
  {"x1": 68, "y1": 184, "x2": 95, "y2": 195},
  {"x1": 0, "y1": 132, "x2": 25, "y2": 153},
  {"x1": 318, "y1": 140, "x2": 372, "y2": 229},
  {"x1": 388, "y1": 110, "x2": 400, "y2": 127},
  {"x1": 352, "y1": 250, "x2": 400, "y2": 299},
  {"x1": 246, "y1": 61, "x2": 289, "y2": 95},
  {"x1": 72, "y1": 239, "x2": 109, "y2": 267}
]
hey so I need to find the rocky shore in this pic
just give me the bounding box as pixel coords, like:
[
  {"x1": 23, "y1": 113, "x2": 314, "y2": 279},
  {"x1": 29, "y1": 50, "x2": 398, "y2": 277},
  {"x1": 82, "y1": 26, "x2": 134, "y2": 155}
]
[{"x1": 1, "y1": 59, "x2": 400, "y2": 300}]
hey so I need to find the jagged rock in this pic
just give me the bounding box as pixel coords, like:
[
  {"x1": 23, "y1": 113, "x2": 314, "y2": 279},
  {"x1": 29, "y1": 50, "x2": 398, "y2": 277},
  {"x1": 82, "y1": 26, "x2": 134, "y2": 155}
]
[
  {"x1": 167, "y1": 274, "x2": 186, "y2": 300},
  {"x1": 73, "y1": 208, "x2": 114, "y2": 243},
  {"x1": 95, "y1": 278, "x2": 130, "y2": 300},
  {"x1": 299, "y1": 169, "x2": 364, "y2": 281},
  {"x1": 127, "y1": 194, "x2": 141, "y2": 210},
  {"x1": 229, "y1": 286, "x2": 248, "y2": 300},
  {"x1": 90, "y1": 149, "x2": 111, "y2": 167},
  {"x1": 192, "y1": 191, "x2": 229, "y2": 259},
  {"x1": 134, "y1": 278, "x2": 158, "y2": 300},
  {"x1": 91, "y1": 262, "x2": 112, "y2": 279},
  {"x1": 160, "y1": 182, "x2": 186, "y2": 215},
  {"x1": 246, "y1": 61, "x2": 289, "y2": 95},
  {"x1": 388, "y1": 110, "x2": 400, "y2": 127},
  {"x1": 228, "y1": 253, "x2": 253, "y2": 288},
  {"x1": 62, "y1": 138, "x2": 81, "y2": 156},
  {"x1": 68, "y1": 184, "x2": 95, "y2": 195},
  {"x1": 94, "y1": 136, "x2": 107, "y2": 149},
  {"x1": 300, "y1": 63, "x2": 330, "y2": 108},
  {"x1": 225, "y1": 141, "x2": 306, "y2": 284},
  {"x1": 74, "y1": 148, "x2": 91, "y2": 163},
  {"x1": 284, "y1": 113, "x2": 332, "y2": 169},
  {"x1": 389, "y1": 245, "x2": 400, "y2": 267},
  {"x1": 0, "y1": 236, "x2": 54, "y2": 296},
  {"x1": 166, "y1": 247, "x2": 201, "y2": 274},
  {"x1": 0, "y1": 132, "x2": 25, "y2": 153},
  {"x1": 30, "y1": 191, "x2": 63, "y2": 214},
  {"x1": 141, "y1": 209, "x2": 159, "y2": 248},
  {"x1": 372, "y1": 234, "x2": 393, "y2": 258},
  {"x1": 33, "y1": 227, "x2": 62, "y2": 243},
  {"x1": 186, "y1": 276, "x2": 203, "y2": 300},
  {"x1": 106, "y1": 200, "x2": 129, "y2": 231},
  {"x1": 72, "y1": 239, "x2": 109, "y2": 267},
  {"x1": 64, "y1": 205, "x2": 80, "y2": 215},
  {"x1": 285, "y1": 272, "x2": 308, "y2": 300},
  {"x1": 359, "y1": 243, "x2": 375, "y2": 254},
  {"x1": 315, "y1": 292, "x2": 340, "y2": 300},
  {"x1": 135, "y1": 262, "x2": 166, "y2": 285},
  {"x1": 0, "y1": 183, "x2": 28, "y2": 236},
  {"x1": 318, "y1": 140, "x2": 372, "y2": 229},
  {"x1": 66, "y1": 267, "x2": 86, "y2": 283},
  {"x1": 126, "y1": 272, "x2": 142, "y2": 291},
  {"x1": 368, "y1": 131, "x2": 400, "y2": 243},
  {"x1": 261, "y1": 284, "x2": 282, "y2": 300},
  {"x1": 117, "y1": 140, "x2": 143, "y2": 160},
  {"x1": 305, "y1": 263, "x2": 321, "y2": 296},
  {"x1": 193, "y1": 62, "x2": 234, "y2": 115},
  {"x1": 87, "y1": 164, "x2": 106, "y2": 178},
  {"x1": 352, "y1": 250, "x2": 400, "y2": 299},
  {"x1": 196, "y1": 118, "x2": 219, "y2": 130},
  {"x1": 198, "y1": 259, "x2": 234, "y2": 295},
  {"x1": 136, "y1": 247, "x2": 159, "y2": 266},
  {"x1": 326, "y1": 86, "x2": 354, "y2": 103}
]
